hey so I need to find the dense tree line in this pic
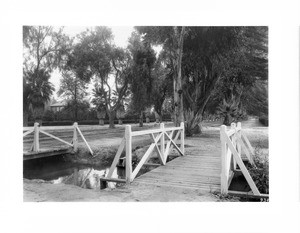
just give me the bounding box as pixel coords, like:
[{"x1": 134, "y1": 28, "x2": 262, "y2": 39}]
[{"x1": 23, "y1": 26, "x2": 268, "y2": 135}]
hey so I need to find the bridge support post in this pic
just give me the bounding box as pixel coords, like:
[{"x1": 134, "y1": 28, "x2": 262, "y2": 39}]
[
  {"x1": 180, "y1": 122, "x2": 185, "y2": 155},
  {"x1": 125, "y1": 125, "x2": 132, "y2": 184},
  {"x1": 33, "y1": 122, "x2": 39, "y2": 152},
  {"x1": 160, "y1": 123, "x2": 165, "y2": 163},
  {"x1": 231, "y1": 123, "x2": 237, "y2": 171},
  {"x1": 73, "y1": 122, "x2": 78, "y2": 152},
  {"x1": 220, "y1": 125, "x2": 228, "y2": 194}
]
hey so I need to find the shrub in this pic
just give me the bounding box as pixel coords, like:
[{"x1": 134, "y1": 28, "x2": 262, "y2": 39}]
[
  {"x1": 246, "y1": 148, "x2": 269, "y2": 194},
  {"x1": 259, "y1": 115, "x2": 269, "y2": 126}
]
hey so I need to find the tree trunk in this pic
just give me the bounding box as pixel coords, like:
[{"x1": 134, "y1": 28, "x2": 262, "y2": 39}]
[
  {"x1": 108, "y1": 111, "x2": 115, "y2": 128},
  {"x1": 173, "y1": 26, "x2": 185, "y2": 126},
  {"x1": 23, "y1": 111, "x2": 29, "y2": 127},
  {"x1": 184, "y1": 109, "x2": 202, "y2": 136},
  {"x1": 223, "y1": 113, "x2": 232, "y2": 126},
  {"x1": 139, "y1": 111, "x2": 144, "y2": 127}
]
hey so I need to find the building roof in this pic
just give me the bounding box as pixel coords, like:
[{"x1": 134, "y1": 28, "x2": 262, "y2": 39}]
[{"x1": 50, "y1": 102, "x2": 66, "y2": 107}]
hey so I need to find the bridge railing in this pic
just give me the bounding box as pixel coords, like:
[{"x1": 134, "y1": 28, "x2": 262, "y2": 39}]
[
  {"x1": 102, "y1": 122, "x2": 185, "y2": 185},
  {"x1": 220, "y1": 122, "x2": 263, "y2": 196},
  {"x1": 23, "y1": 122, "x2": 93, "y2": 155}
]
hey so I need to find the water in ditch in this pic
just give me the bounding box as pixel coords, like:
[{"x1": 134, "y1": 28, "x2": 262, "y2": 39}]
[{"x1": 23, "y1": 155, "x2": 126, "y2": 189}]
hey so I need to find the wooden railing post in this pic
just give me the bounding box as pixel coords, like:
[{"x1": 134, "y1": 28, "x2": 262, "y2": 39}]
[
  {"x1": 125, "y1": 125, "x2": 132, "y2": 184},
  {"x1": 220, "y1": 125, "x2": 228, "y2": 194},
  {"x1": 231, "y1": 123, "x2": 237, "y2": 171},
  {"x1": 33, "y1": 122, "x2": 40, "y2": 152},
  {"x1": 180, "y1": 122, "x2": 185, "y2": 155},
  {"x1": 160, "y1": 123, "x2": 165, "y2": 163},
  {"x1": 237, "y1": 122, "x2": 242, "y2": 161},
  {"x1": 73, "y1": 122, "x2": 78, "y2": 152}
]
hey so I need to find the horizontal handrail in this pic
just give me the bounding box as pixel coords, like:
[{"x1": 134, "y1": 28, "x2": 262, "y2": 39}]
[{"x1": 130, "y1": 125, "x2": 183, "y2": 137}]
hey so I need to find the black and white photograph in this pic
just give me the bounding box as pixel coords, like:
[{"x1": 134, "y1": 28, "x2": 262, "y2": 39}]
[
  {"x1": 22, "y1": 26, "x2": 269, "y2": 202},
  {"x1": 1, "y1": 0, "x2": 300, "y2": 233}
]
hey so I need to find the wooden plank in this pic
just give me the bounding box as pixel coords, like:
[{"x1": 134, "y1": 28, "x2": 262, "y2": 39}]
[
  {"x1": 150, "y1": 132, "x2": 164, "y2": 164},
  {"x1": 237, "y1": 136, "x2": 254, "y2": 165},
  {"x1": 39, "y1": 130, "x2": 73, "y2": 147},
  {"x1": 220, "y1": 125, "x2": 228, "y2": 194},
  {"x1": 241, "y1": 131, "x2": 255, "y2": 155},
  {"x1": 131, "y1": 143, "x2": 156, "y2": 179},
  {"x1": 100, "y1": 177, "x2": 126, "y2": 183},
  {"x1": 33, "y1": 123, "x2": 39, "y2": 152},
  {"x1": 164, "y1": 130, "x2": 174, "y2": 162},
  {"x1": 144, "y1": 163, "x2": 161, "y2": 167},
  {"x1": 76, "y1": 126, "x2": 94, "y2": 155},
  {"x1": 23, "y1": 148, "x2": 70, "y2": 160},
  {"x1": 125, "y1": 125, "x2": 132, "y2": 183},
  {"x1": 23, "y1": 130, "x2": 34, "y2": 137},
  {"x1": 225, "y1": 134, "x2": 260, "y2": 195},
  {"x1": 164, "y1": 131, "x2": 183, "y2": 156},
  {"x1": 180, "y1": 122, "x2": 185, "y2": 155},
  {"x1": 107, "y1": 138, "x2": 125, "y2": 178},
  {"x1": 160, "y1": 123, "x2": 165, "y2": 163}
]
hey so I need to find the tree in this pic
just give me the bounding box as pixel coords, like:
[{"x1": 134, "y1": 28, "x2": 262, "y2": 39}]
[
  {"x1": 72, "y1": 27, "x2": 131, "y2": 128},
  {"x1": 151, "y1": 54, "x2": 173, "y2": 122},
  {"x1": 135, "y1": 26, "x2": 186, "y2": 126},
  {"x1": 205, "y1": 27, "x2": 268, "y2": 125},
  {"x1": 57, "y1": 71, "x2": 88, "y2": 121},
  {"x1": 23, "y1": 26, "x2": 70, "y2": 125},
  {"x1": 23, "y1": 69, "x2": 54, "y2": 124},
  {"x1": 127, "y1": 32, "x2": 156, "y2": 127}
]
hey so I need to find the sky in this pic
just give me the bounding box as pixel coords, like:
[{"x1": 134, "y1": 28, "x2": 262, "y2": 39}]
[{"x1": 51, "y1": 26, "x2": 135, "y2": 101}]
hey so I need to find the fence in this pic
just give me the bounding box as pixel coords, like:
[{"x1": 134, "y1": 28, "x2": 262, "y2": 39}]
[
  {"x1": 220, "y1": 122, "x2": 264, "y2": 196},
  {"x1": 101, "y1": 122, "x2": 185, "y2": 185},
  {"x1": 23, "y1": 122, "x2": 93, "y2": 155}
]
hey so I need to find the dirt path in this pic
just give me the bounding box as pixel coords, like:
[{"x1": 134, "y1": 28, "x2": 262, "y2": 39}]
[{"x1": 23, "y1": 117, "x2": 268, "y2": 202}]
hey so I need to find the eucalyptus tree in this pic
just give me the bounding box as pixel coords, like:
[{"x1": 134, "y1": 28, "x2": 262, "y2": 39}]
[{"x1": 135, "y1": 26, "x2": 185, "y2": 126}]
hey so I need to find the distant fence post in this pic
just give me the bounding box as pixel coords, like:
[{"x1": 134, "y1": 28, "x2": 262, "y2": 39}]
[
  {"x1": 125, "y1": 125, "x2": 132, "y2": 184},
  {"x1": 180, "y1": 122, "x2": 185, "y2": 155},
  {"x1": 33, "y1": 122, "x2": 40, "y2": 152},
  {"x1": 160, "y1": 123, "x2": 165, "y2": 162},
  {"x1": 73, "y1": 122, "x2": 78, "y2": 152},
  {"x1": 220, "y1": 125, "x2": 228, "y2": 194}
]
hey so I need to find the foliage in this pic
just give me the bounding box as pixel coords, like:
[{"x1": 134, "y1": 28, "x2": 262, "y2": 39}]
[
  {"x1": 259, "y1": 115, "x2": 269, "y2": 126},
  {"x1": 247, "y1": 148, "x2": 269, "y2": 194},
  {"x1": 57, "y1": 70, "x2": 89, "y2": 121},
  {"x1": 127, "y1": 32, "x2": 156, "y2": 126},
  {"x1": 206, "y1": 27, "x2": 268, "y2": 122},
  {"x1": 72, "y1": 27, "x2": 131, "y2": 127},
  {"x1": 23, "y1": 69, "x2": 54, "y2": 114},
  {"x1": 23, "y1": 26, "x2": 70, "y2": 125}
]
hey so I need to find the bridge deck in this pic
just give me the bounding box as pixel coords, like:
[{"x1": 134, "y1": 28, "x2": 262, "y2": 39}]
[{"x1": 134, "y1": 150, "x2": 222, "y2": 193}]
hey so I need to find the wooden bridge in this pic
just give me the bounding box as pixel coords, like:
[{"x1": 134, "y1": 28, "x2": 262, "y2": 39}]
[
  {"x1": 101, "y1": 122, "x2": 268, "y2": 197},
  {"x1": 23, "y1": 122, "x2": 93, "y2": 160}
]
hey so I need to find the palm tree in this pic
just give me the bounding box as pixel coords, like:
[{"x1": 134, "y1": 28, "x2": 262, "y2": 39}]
[{"x1": 23, "y1": 69, "x2": 54, "y2": 126}]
